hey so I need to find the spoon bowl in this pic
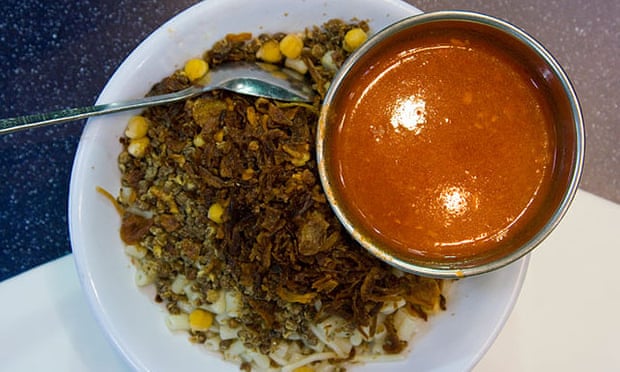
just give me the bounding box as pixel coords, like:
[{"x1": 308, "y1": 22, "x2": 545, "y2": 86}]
[{"x1": 0, "y1": 62, "x2": 314, "y2": 134}]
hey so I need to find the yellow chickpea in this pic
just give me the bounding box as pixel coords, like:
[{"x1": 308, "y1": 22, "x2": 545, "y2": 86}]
[{"x1": 184, "y1": 58, "x2": 209, "y2": 81}]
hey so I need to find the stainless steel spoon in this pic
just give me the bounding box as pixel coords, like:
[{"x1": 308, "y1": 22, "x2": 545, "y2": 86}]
[{"x1": 0, "y1": 62, "x2": 315, "y2": 135}]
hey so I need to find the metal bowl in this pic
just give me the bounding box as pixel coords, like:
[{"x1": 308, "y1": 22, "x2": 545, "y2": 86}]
[{"x1": 317, "y1": 11, "x2": 585, "y2": 278}]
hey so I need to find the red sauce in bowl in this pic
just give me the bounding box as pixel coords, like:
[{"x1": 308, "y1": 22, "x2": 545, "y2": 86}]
[{"x1": 324, "y1": 26, "x2": 556, "y2": 260}]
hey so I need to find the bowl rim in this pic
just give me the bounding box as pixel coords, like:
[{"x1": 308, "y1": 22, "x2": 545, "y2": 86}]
[{"x1": 316, "y1": 10, "x2": 585, "y2": 279}]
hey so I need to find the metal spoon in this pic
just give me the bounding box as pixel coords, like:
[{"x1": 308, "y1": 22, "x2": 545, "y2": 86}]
[{"x1": 0, "y1": 62, "x2": 315, "y2": 135}]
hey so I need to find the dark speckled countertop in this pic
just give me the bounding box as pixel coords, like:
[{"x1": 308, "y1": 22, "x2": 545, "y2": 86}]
[
  {"x1": 0, "y1": 0, "x2": 200, "y2": 280},
  {"x1": 0, "y1": 0, "x2": 618, "y2": 281}
]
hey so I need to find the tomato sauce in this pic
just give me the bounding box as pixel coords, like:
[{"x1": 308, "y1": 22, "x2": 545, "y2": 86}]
[{"x1": 325, "y1": 27, "x2": 555, "y2": 260}]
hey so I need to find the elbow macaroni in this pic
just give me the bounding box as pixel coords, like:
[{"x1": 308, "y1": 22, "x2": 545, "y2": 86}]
[{"x1": 146, "y1": 269, "x2": 432, "y2": 371}]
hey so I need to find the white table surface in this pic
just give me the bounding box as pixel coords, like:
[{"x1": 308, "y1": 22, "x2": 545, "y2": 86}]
[
  {"x1": 476, "y1": 190, "x2": 620, "y2": 372},
  {"x1": 1, "y1": 189, "x2": 618, "y2": 372}
]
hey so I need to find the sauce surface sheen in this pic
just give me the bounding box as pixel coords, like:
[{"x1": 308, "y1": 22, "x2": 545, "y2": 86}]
[{"x1": 328, "y1": 29, "x2": 555, "y2": 259}]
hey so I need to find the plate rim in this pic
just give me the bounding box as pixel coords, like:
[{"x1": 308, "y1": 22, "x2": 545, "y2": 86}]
[{"x1": 68, "y1": 1, "x2": 529, "y2": 371}]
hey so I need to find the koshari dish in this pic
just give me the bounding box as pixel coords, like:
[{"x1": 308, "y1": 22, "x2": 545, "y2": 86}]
[
  {"x1": 324, "y1": 25, "x2": 555, "y2": 261},
  {"x1": 115, "y1": 20, "x2": 448, "y2": 372}
]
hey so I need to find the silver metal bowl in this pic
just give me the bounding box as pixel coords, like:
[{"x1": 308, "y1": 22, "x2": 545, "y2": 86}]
[{"x1": 317, "y1": 11, "x2": 585, "y2": 278}]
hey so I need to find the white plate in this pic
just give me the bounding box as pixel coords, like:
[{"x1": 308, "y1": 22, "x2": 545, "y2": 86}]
[{"x1": 68, "y1": 1, "x2": 529, "y2": 371}]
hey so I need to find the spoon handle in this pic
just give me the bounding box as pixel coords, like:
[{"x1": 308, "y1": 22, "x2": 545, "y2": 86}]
[{"x1": 0, "y1": 85, "x2": 202, "y2": 135}]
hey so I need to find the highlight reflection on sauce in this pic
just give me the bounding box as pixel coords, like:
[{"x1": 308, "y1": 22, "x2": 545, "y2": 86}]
[
  {"x1": 438, "y1": 185, "x2": 476, "y2": 220},
  {"x1": 328, "y1": 28, "x2": 555, "y2": 260},
  {"x1": 390, "y1": 95, "x2": 427, "y2": 135}
]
